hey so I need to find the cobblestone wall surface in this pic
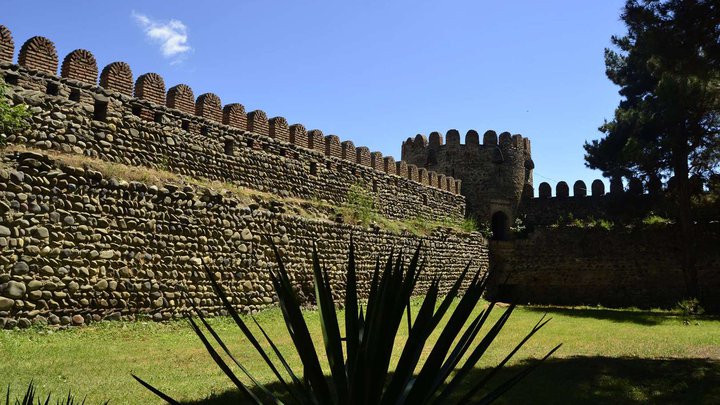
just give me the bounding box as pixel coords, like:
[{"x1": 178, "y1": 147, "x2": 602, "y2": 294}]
[
  {"x1": 486, "y1": 226, "x2": 720, "y2": 311},
  {"x1": 0, "y1": 152, "x2": 487, "y2": 329},
  {"x1": 0, "y1": 25, "x2": 464, "y2": 222}
]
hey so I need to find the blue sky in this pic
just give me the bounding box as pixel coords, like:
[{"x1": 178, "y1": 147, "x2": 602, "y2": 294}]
[{"x1": 5, "y1": 1, "x2": 627, "y2": 193}]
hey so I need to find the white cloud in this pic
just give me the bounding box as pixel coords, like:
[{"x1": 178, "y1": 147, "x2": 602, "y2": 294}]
[{"x1": 132, "y1": 11, "x2": 192, "y2": 62}]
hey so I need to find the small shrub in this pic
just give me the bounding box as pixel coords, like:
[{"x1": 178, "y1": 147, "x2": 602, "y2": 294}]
[
  {"x1": 343, "y1": 182, "x2": 376, "y2": 226},
  {"x1": 0, "y1": 83, "x2": 31, "y2": 148},
  {"x1": 460, "y1": 216, "x2": 478, "y2": 233},
  {"x1": 555, "y1": 214, "x2": 614, "y2": 231},
  {"x1": 594, "y1": 218, "x2": 614, "y2": 231},
  {"x1": 675, "y1": 298, "x2": 705, "y2": 324},
  {"x1": 477, "y1": 220, "x2": 493, "y2": 239},
  {"x1": 511, "y1": 215, "x2": 531, "y2": 238},
  {"x1": 642, "y1": 212, "x2": 673, "y2": 226}
]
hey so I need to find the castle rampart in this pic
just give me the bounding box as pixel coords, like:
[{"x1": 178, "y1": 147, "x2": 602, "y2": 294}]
[
  {"x1": 401, "y1": 129, "x2": 533, "y2": 223},
  {"x1": 517, "y1": 178, "x2": 718, "y2": 226},
  {"x1": 0, "y1": 25, "x2": 465, "y2": 222},
  {"x1": 0, "y1": 152, "x2": 486, "y2": 327},
  {"x1": 486, "y1": 225, "x2": 720, "y2": 311}
]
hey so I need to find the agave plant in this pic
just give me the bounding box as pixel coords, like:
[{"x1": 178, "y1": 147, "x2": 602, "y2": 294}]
[
  {"x1": 4, "y1": 381, "x2": 103, "y2": 405},
  {"x1": 134, "y1": 242, "x2": 560, "y2": 404}
]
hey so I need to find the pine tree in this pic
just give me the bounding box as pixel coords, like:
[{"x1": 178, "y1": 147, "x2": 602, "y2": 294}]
[{"x1": 584, "y1": 0, "x2": 720, "y2": 299}]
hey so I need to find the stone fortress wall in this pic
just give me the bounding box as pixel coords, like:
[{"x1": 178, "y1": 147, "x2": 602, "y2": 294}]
[
  {"x1": 487, "y1": 225, "x2": 720, "y2": 311},
  {"x1": 0, "y1": 24, "x2": 488, "y2": 328},
  {"x1": 2, "y1": 21, "x2": 718, "y2": 327},
  {"x1": 488, "y1": 177, "x2": 720, "y2": 310},
  {"x1": 519, "y1": 177, "x2": 717, "y2": 225},
  {"x1": 0, "y1": 152, "x2": 486, "y2": 328},
  {"x1": 401, "y1": 129, "x2": 533, "y2": 223},
  {"x1": 0, "y1": 25, "x2": 465, "y2": 223}
]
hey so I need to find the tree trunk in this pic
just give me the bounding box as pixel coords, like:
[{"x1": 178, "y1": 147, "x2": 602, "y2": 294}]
[{"x1": 672, "y1": 136, "x2": 698, "y2": 299}]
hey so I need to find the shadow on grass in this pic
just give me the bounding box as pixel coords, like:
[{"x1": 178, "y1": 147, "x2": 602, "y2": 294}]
[
  {"x1": 522, "y1": 305, "x2": 716, "y2": 326},
  {"x1": 178, "y1": 357, "x2": 720, "y2": 405}
]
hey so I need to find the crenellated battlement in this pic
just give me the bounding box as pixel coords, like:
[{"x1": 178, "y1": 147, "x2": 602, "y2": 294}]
[
  {"x1": 401, "y1": 129, "x2": 531, "y2": 156},
  {"x1": 525, "y1": 175, "x2": 712, "y2": 200},
  {"x1": 518, "y1": 177, "x2": 717, "y2": 227},
  {"x1": 0, "y1": 25, "x2": 459, "y2": 197},
  {"x1": 0, "y1": 24, "x2": 466, "y2": 222},
  {"x1": 401, "y1": 128, "x2": 533, "y2": 224}
]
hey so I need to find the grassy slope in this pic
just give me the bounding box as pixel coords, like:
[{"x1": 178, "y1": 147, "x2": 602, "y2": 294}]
[{"x1": 1, "y1": 302, "x2": 719, "y2": 404}]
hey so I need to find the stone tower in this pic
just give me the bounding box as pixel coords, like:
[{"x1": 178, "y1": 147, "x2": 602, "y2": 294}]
[{"x1": 401, "y1": 129, "x2": 533, "y2": 237}]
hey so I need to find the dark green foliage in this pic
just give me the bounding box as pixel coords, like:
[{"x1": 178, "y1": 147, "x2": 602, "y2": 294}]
[
  {"x1": 135, "y1": 242, "x2": 559, "y2": 404},
  {"x1": 0, "y1": 83, "x2": 30, "y2": 146},
  {"x1": 585, "y1": 0, "x2": 720, "y2": 182},
  {"x1": 4, "y1": 381, "x2": 105, "y2": 405},
  {"x1": 584, "y1": 0, "x2": 720, "y2": 299}
]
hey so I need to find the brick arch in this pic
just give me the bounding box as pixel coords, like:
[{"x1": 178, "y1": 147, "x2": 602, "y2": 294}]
[
  {"x1": 539, "y1": 182, "x2": 552, "y2": 198},
  {"x1": 356, "y1": 146, "x2": 371, "y2": 166},
  {"x1": 100, "y1": 62, "x2": 133, "y2": 96},
  {"x1": 324, "y1": 135, "x2": 341, "y2": 158},
  {"x1": 591, "y1": 179, "x2": 605, "y2": 196},
  {"x1": 573, "y1": 180, "x2": 587, "y2": 197},
  {"x1": 370, "y1": 151, "x2": 383, "y2": 171},
  {"x1": 289, "y1": 124, "x2": 307, "y2": 148},
  {"x1": 395, "y1": 161, "x2": 408, "y2": 178},
  {"x1": 446, "y1": 129, "x2": 460, "y2": 145},
  {"x1": 483, "y1": 130, "x2": 498, "y2": 145},
  {"x1": 166, "y1": 84, "x2": 195, "y2": 114},
  {"x1": 465, "y1": 130, "x2": 479, "y2": 145},
  {"x1": 445, "y1": 176, "x2": 456, "y2": 193},
  {"x1": 223, "y1": 103, "x2": 246, "y2": 129},
  {"x1": 407, "y1": 164, "x2": 419, "y2": 181},
  {"x1": 383, "y1": 156, "x2": 396, "y2": 175},
  {"x1": 0, "y1": 25, "x2": 15, "y2": 64},
  {"x1": 196, "y1": 93, "x2": 222, "y2": 122},
  {"x1": 498, "y1": 132, "x2": 512, "y2": 146},
  {"x1": 247, "y1": 110, "x2": 269, "y2": 136},
  {"x1": 556, "y1": 181, "x2": 570, "y2": 198},
  {"x1": 134, "y1": 73, "x2": 166, "y2": 105},
  {"x1": 428, "y1": 131, "x2": 443, "y2": 147},
  {"x1": 307, "y1": 129, "x2": 324, "y2": 152},
  {"x1": 61, "y1": 49, "x2": 98, "y2": 84},
  {"x1": 18, "y1": 36, "x2": 58, "y2": 75},
  {"x1": 269, "y1": 117, "x2": 289, "y2": 142},
  {"x1": 341, "y1": 140, "x2": 355, "y2": 161},
  {"x1": 413, "y1": 134, "x2": 427, "y2": 148}
]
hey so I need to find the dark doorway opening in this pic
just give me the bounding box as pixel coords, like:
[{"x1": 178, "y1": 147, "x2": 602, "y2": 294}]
[{"x1": 491, "y1": 211, "x2": 510, "y2": 240}]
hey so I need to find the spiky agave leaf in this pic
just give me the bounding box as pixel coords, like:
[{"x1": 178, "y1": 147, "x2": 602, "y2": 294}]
[
  {"x1": 344, "y1": 238, "x2": 359, "y2": 383},
  {"x1": 198, "y1": 264, "x2": 297, "y2": 396},
  {"x1": 134, "y1": 240, "x2": 557, "y2": 405},
  {"x1": 312, "y1": 245, "x2": 348, "y2": 404},
  {"x1": 4, "y1": 382, "x2": 104, "y2": 405},
  {"x1": 269, "y1": 245, "x2": 333, "y2": 404}
]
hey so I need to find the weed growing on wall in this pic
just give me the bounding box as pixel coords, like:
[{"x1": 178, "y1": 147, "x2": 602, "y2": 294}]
[
  {"x1": 343, "y1": 182, "x2": 377, "y2": 226},
  {"x1": 0, "y1": 83, "x2": 30, "y2": 147},
  {"x1": 510, "y1": 215, "x2": 530, "y2": 238},
  {"x1": 642, "y1": 212, "x2": 674, "y2": 227},
  {"x1": 476, "y1": 221, "x2": 492, "y2": 239},
  {"x1": 552, "y1": 214, "x2": 614, "y2": 231},
  {"x1": 459, "y1": 216, "x2": 478, "y2": 233}
]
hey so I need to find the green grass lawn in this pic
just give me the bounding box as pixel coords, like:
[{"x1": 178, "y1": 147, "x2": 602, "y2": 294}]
[{"x1": 1, "y1": 302, "x2": 719, "y2": 404}]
